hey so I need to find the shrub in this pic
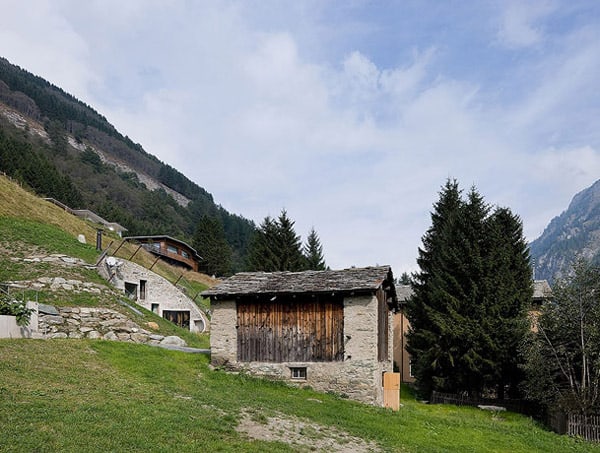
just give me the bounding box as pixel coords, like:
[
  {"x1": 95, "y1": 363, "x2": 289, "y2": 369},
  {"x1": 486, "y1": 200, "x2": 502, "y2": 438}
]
[{"x1": 0, "y1": 294, "x2": 34, "y2": 326}]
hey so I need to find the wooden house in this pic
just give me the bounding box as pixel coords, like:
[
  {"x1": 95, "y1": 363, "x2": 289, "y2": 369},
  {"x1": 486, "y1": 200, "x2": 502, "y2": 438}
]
[
  {"x1": 124, "y1": 235, "x2": 201, "y2": 272},
  {"x1": 202, "y1": 266, "x2": 398, "y2": 406}
]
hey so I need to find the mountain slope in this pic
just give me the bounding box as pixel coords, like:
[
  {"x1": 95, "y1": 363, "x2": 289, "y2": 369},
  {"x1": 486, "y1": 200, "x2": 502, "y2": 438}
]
[
  {"x1": 0, "y1": 57, "x2": 254, "y2": 272},
  {"x1": 530, "y1": 179, "x2": 600, "y2": 282}
]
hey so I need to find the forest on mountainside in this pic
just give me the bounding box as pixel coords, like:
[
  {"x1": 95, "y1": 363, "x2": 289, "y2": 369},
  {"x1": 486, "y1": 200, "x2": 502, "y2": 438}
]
[{"x1": 0, "y1": 57, "x2": 255, "y2": 272}]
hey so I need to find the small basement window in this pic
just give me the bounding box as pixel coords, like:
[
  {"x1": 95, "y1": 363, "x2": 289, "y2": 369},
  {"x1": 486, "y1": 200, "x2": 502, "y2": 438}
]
[{"x1": 290, "y1": 367, "x2": 307, "y2": 380}]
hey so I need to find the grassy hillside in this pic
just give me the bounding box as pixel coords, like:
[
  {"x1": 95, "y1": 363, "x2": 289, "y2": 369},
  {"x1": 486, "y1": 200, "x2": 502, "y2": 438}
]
[
  {"x1": 0, "y1": 173, "x2": 211, "y2": 347},
  {"x1": 0, "y1": 172, "x2": 97, "y2": 241},
  {"x1": 0, "y1": 339, "x2": 596, "y2": 452}
]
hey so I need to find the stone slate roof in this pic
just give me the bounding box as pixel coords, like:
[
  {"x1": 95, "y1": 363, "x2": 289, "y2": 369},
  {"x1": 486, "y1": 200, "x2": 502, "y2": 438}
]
[{"x1": 202, "y1": 266, "x2": 396, "y2": 301}]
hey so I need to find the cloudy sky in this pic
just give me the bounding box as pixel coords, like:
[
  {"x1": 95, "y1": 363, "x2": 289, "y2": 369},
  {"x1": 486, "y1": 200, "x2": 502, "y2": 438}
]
[{"x1": 2, "y1": 0, "x2": 600, "y2": 273}]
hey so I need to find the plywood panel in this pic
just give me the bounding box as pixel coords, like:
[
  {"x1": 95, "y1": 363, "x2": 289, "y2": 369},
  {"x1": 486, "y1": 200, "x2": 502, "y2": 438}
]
[{"x1": 383, "y1": 372, "x2": 400, "y2": 411}]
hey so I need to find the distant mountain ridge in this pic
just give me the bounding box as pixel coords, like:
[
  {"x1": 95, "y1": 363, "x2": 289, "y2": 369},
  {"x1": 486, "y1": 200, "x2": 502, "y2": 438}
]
[
  {"x1": 530, "y1": 179, "x2": 600, "y2": 283},
  {"x1": 0, "y1": 57, "x2": 254, "y2": 272}
]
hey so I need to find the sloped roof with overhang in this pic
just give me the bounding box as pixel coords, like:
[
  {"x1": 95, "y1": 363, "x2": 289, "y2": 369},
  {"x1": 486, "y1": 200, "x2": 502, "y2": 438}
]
[
  {"x1": 202, "y1": 266, "x2": 397, "y2": 307},
  {"x1": 124, "y1": 235, "x2": 201, "y2": 260}
]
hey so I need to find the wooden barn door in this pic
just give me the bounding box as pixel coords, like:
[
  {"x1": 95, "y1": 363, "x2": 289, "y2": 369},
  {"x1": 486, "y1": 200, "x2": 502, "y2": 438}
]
[{"x1": 236, "y1": 296, "x2": 344, "y2": 363}]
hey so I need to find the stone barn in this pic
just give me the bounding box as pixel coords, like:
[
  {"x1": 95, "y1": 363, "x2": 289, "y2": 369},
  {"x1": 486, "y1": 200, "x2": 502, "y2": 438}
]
[{"x1": 202, "y1": 266, "x2": 398, "y2": 405}]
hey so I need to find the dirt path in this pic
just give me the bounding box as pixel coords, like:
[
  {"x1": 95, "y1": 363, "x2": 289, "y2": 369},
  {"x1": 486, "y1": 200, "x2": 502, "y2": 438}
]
[{"x1": 236, "y1": 408, "x2": 383, "y2": 452}]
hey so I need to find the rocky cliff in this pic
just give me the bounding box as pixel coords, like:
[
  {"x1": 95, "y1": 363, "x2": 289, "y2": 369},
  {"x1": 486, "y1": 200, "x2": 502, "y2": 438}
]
[{"x1": 530, "y1": 179, "x2": 600, "y2": 282}]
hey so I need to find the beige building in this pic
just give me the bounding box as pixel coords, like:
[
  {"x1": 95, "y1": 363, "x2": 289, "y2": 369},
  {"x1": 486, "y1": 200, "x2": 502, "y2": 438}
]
[
  {"x1": 202, "y1": 266, "x2": 398, "y2": 406},
  {"x1": 393, "y1": 285, "x2": 415, "y2": 384}
]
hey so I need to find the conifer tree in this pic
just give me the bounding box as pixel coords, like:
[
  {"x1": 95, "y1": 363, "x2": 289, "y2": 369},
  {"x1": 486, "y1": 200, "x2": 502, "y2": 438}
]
[
  {"x1": 274, "y1": 210, "x2": 306, "y2": 272},
  {"x1": 398, "y1": 272, "x2": 412, "y2": 285},
  {"x1": 192, "y1": 215, "x2": 233, "y2": 276},
  {"x1": 246, "y1": 210, "x2": 308, "y2": 272},
  {"x1": 406, "y1": 180, "x2": 532, "y2": 398},
  {"x1": 484, "y1": 207, "x2": 533, "y2": 398},
  {"x1": 303, "y1": 227, "x2": 326, "y2": 270},
  {"x1": 406, "y1": 179, "x2": 467, "y2": 395},
  {"x1": 246, "y1": 216, "x2": 280, "y2": 271}
]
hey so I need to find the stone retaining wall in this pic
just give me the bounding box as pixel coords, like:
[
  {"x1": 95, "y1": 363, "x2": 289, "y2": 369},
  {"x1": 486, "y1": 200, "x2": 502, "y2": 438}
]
[
  {"x1": 5, "y1": 276, "x2": 106, "y2": 295},
  {"x1": 37, "y1": 304, "x2": 179, "y2": 345}
]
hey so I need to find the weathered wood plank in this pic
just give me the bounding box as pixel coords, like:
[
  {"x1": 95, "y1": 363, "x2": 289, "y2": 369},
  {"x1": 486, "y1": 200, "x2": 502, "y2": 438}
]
[{"x1": 237, "y1": 296, "x2": 344, "y2": 362}]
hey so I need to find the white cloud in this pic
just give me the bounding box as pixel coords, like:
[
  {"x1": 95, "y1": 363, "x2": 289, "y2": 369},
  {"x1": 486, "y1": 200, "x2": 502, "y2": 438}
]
[
  {"x1": 0, "y1": 0, "x2": 96, "y2": 102},
  {"x1": 496, "y1": 1, "x2": 557, "y2": 49},
  {"x1": 1, "y1": 1, "x2": 599, "y2": 274}
]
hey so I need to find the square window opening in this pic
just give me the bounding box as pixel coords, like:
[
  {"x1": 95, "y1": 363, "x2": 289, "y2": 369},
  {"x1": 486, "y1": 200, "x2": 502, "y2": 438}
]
[{"x1": 290, "y1": 367, "x2": 307, "y2": 380}]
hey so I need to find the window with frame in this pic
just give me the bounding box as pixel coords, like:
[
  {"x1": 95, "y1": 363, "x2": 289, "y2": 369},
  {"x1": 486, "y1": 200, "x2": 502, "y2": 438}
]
[{"x1": 290, "y1": 367, "x2": 307, "y2": 380}]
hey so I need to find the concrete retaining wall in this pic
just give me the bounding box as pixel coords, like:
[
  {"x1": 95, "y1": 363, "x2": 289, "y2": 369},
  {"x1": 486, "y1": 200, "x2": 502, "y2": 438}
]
[
  {"x1": 0, "y1": 302, "x2": 38, "y2": 339},
  {"x1": 0, "y1": 315, "x2": 31, "y2": 338}
]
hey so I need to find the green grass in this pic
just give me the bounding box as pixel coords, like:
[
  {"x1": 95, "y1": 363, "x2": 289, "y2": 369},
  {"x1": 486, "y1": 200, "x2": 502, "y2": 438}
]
[
  {"x1": 0, "y1": 217, "x2": 99, "y2": 263},
  {"x1": 0, "y1": 339, "x2": 596, "y2": 452}
]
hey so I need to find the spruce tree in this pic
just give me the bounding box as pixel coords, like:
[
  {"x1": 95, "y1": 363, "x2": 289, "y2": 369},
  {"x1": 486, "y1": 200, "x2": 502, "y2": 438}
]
[
  {"x1": 406, "y1": 179, "x2": 467, "y2": 395},
  {"x1": 246, "y1": 210, "x2": 308, "y2": 272},
  {"x1": 406, "y1": 180, "x2": 532, "y2": 398},
  {"x1": 303, "y1": 227, "x2": 326, "y2": 270},
  {"x1": 192, "y1": 215, "x2": 233, "y2": 277},
  {"x1": 246, "y1": 216, "x2": 280, "y2": 271},
  {"x1": 274, "y1": 210, "x2": 306, "y2": 272},
  {"x1": 398, "y1": 272, "x2": 412, "y2": 285},
  {"x1": 484, "y1": 207, "x2": 532, "y2": 398}
]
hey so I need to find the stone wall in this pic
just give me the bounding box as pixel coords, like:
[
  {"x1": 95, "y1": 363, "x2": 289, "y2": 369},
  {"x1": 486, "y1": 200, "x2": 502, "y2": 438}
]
[
  {"x1": 36, "y1": 303, "x2": 184, "y2": 346},
  {"x1": 209, "y1": 299, "x2": 237, "y2": 363},
  {"x1": 98, "y1": 256, "x2": 209, "y2": 333},
  {"x1": 210, "y1": 294, "x2": 394, "y2": 406}
]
